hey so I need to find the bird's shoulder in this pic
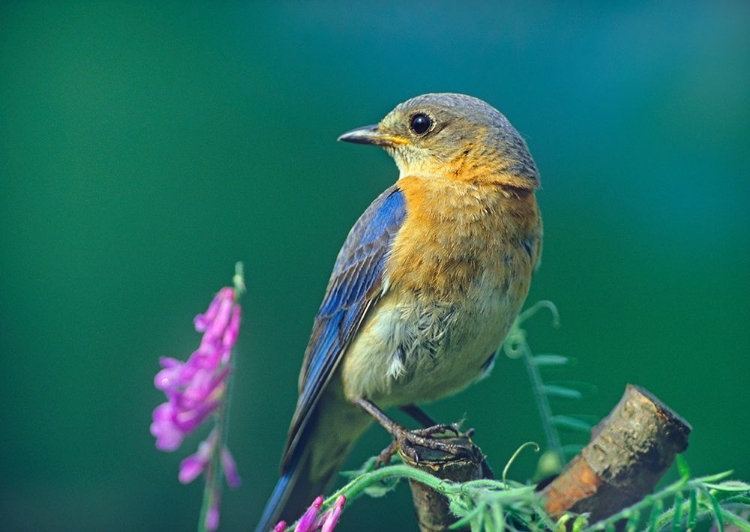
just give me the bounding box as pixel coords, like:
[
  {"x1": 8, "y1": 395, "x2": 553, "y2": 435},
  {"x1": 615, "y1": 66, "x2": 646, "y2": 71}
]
[{"x1": 329, "y1": 185, "x2": 406, "y2": 283}]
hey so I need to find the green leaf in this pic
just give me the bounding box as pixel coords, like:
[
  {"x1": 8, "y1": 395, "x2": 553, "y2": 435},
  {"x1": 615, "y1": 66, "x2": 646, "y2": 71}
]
[
  {"x1": 490, "y1": 502, "x2": 505, "y2": 531},
  {"x1": 533, "y1": 354, "x2": 572, "y2": 367},
  {"x1": 648, "y1": 499, "x2": 663, "y2": 531},
  {"x1": 570, "y1": 514, "x2": 589, "y2": 532},
  {"x1": 687, "y1": 489, "x2": 698, "y2": 529},
  {"x1": 624, "y1": 509, "x2": 640, "y2": 532},
  {"x1": 447, "y1": 492, "x2": 472, "y2": 518},
  {"x1": 706, "y1": 490, "x2": 724, "y2": 532},
  {"x1": 671, "y1": 492, "x2": 683, "y2": 532},
  {"x1": 551, "y1": 415, "x2": 592, "y2": 433},
  {"x1": 721, "y1": 509, "x2": 750, "y2": 532},
  {"x1": 450, "y1": 502, "x2": 483, "y2": 530},
  {"x1": 705, "y1": 480, "x2": 750, "y2": 492},
  {"x1": 676, "y1": 455, "x2": 691, "y2": 479},
  {"x1": 547, "y1": 380, "x2": 598, "y2": 396},
  {"x1": 695, "y1": 470, "x2": 734, "y2": 483},
  {"x1": 536, "y1": 449, "x2": 564, "y2": 478},
  {"x1": 543, "y1": 385, "x2": 583, "y2": 400},
  {"x1": 554, "y1": 513, "x2": 571, "y2": 531}
]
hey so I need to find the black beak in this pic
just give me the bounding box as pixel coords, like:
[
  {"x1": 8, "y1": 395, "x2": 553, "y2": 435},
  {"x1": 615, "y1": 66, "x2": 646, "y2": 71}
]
[{"x1": 337, "y1": 125, "x2": 409, "y2": 147}]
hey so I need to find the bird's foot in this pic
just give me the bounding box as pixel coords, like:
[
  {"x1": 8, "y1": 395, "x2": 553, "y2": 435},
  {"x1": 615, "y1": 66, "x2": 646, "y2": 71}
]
[
  {"x1": 376, "y1": 440, "x2": 400, "y2": 466},
  {"x1": 396, "y1": 423, "x2": 480, "y2": 463},
  {"x1": 376, "y1": 423, "x2": 474, "y2": 465},
  {"x1": 354, "y1": 398, "x2": 484, "y2": 467},
  {"x1": 376, "y1": 423, "x2": 463, "y2": 465}
]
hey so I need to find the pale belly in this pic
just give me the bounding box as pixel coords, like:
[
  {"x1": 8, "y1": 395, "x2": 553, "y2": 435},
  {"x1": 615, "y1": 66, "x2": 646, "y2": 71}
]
[{"x1": 340, "y1": 269, "x2": 525, "y2": 407}]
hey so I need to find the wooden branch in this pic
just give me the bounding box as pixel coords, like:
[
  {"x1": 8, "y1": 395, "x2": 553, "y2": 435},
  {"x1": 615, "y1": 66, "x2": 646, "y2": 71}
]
[
  {"x1": 398, "y1": 433, "x2": 485, "y2": 532},
  {"x1": 395, "y1": 385, "x2": 690, "y2": 530},
  {"x1": 541, "y1": 384, "x2": 692, "y2": 523}
]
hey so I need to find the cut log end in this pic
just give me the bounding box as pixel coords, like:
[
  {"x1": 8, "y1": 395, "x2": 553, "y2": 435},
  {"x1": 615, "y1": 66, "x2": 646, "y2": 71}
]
[{"x1": 542, "y1": 384, "x2": 692, "y2": 522}]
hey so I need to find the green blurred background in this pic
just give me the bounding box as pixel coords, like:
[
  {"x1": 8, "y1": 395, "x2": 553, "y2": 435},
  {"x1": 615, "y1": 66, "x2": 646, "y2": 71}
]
[{"x1": 2, "y1": 2, "x2": 748, "y2": 530}]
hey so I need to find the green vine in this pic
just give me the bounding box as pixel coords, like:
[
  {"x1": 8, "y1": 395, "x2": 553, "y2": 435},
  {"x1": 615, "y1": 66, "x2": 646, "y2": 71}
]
[
  {"x1": 325, "y1": 455, "x2": 750, "y2": 531},
  {"x1": 291, "y1": 304, "x2": 750, "y2": 531}
]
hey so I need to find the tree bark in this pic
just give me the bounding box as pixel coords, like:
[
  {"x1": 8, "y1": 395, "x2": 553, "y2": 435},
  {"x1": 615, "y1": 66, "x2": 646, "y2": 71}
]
[{"x1": 541, "y1": 384, "x2": 692, "y2": 523}]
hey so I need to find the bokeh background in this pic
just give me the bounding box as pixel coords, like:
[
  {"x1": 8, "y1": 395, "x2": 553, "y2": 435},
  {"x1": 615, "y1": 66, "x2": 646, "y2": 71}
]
[{"x1": 2, "y1": 2, "x2": 748, "y2": 531}]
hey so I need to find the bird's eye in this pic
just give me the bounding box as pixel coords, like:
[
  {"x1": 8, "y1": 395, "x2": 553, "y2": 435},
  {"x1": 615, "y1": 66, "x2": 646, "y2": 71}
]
[{"x1": 409, "y1": 113, "x2": 433, "y2": 135}]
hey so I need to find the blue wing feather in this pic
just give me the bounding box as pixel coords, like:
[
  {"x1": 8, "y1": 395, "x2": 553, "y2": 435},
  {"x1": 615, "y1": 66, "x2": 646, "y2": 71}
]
[{"x1": 281, "y1": 185, "x2": 406, "y2": 471}]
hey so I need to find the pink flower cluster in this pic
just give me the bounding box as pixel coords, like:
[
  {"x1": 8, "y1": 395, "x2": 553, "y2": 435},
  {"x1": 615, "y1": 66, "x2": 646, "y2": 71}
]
[
  {"x1": 274, "y1": 496, "x2": 346, "y2": 532},
  {"x1": 151, "y1": 287, "x2": 240, "y2": 451},
  {"x1": 150, "y1": 286, "x2": 242, "y2": 496}
]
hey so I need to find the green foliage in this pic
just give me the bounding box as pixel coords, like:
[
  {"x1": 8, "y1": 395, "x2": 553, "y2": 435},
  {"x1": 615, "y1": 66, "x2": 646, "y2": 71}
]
[
  {"x1": 326, "y1": 305, "x2": 750, "y2": 530},
  {"x1": 329, "y1": 456, "x2": 750, "y2": 531},
  {"x1": 584, "y1": 463, "x2": 750, "y2": 531},
  {"x1": 340, "y1": 457, "x2": 400, "y2": 499},
  {"x1": 333, "y1": 464, "x2": 553, "y2": 531},
  {"x1": 503, "y1": 301, "x2": 566, "y2": 466},
  {"x1": 503, "y1": 300, "x2": 595, "y2": 473}
]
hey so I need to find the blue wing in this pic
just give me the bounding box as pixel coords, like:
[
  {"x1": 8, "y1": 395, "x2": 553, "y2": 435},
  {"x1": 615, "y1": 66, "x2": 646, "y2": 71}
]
[{"x1": 281, "y1": 185, "x2": 406, "y2": 471}]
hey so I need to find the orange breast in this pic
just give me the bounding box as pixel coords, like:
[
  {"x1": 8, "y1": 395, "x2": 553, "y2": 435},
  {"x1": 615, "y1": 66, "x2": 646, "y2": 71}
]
[{"x1": 387, "y1": 175, "x2": 541, "y2": 299}]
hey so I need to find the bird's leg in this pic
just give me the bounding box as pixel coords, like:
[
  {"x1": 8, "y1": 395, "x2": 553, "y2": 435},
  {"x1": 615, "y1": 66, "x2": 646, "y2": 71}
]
[
  {"x1": 354, "y1": 398, "x2": 472, "y2": 464},
  {"x1": 369, "y1": 400, "x2": 496, "y2": 479}
]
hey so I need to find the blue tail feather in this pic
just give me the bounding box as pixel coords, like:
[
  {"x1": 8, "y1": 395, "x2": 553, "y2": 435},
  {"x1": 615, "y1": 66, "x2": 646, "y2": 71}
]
[{"x1": 255, "y1": 467, "x2": 296, "y2": 532}]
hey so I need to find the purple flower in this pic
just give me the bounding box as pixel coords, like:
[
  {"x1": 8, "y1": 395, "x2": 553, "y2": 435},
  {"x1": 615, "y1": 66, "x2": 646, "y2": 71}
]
[
  {"x1": 178, "y1": 430, "x2": 217, "y2": 484},
  {"x1": 274, "y1": 495, "x2": 347, "y2": 532},
  {"x1": 295, "y1": 496, "x2": 323, "y2": 532},
  {"x1": 205, "y1": 496, "x2": 221, "y2": 531},
  {"x1": 220, "y1": 447, "x2": 241, "y2": 488},
  {"x1": 175, "y1": 429, "x2": 242, "y2": 488},
  {"x1": 321, "y1": 496, "x2": 346, "y2": 532},
  {"x1": 150, "y1": 402, "x2": 185, "y2": 451},
  {"x1": 150, "y1": 278, "x2": 243, "y2": 531},
  {"x1": 150, "y1": 287, "x2": 241, "y2": 451}
]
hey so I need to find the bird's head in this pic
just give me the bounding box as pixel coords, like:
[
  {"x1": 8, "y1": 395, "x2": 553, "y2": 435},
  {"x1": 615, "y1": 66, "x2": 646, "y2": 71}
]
[{"x1": 338, "y1": 93, "x2": 539, "y2": 191}]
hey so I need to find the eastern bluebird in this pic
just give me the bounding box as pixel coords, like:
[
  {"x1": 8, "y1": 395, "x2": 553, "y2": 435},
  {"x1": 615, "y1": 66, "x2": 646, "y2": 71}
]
[{"x1": 257, "y1": 93, "x2": 542, "y2": 531}]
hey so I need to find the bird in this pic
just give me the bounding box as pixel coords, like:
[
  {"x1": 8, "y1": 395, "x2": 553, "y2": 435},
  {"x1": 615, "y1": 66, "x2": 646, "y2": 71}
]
[{"x1": 256, "y1": 93, "x2": 542, "y2": 531}]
